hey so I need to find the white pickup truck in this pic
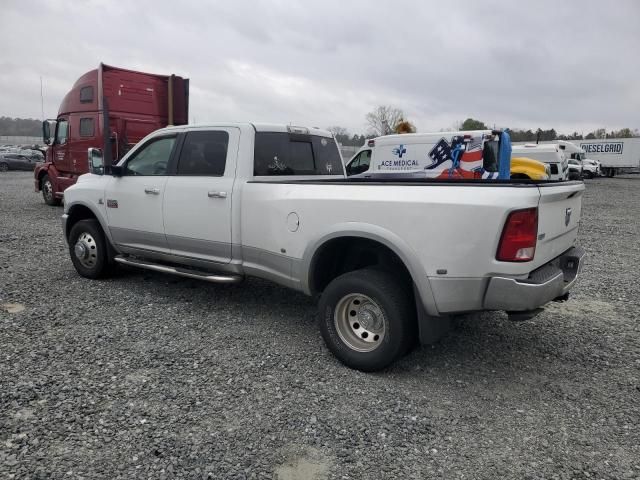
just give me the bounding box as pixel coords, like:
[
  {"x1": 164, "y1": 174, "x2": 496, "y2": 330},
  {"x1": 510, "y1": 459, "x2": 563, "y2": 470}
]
[{"x1": 62, "y1": 123, "x2": 586, "y2": 371}]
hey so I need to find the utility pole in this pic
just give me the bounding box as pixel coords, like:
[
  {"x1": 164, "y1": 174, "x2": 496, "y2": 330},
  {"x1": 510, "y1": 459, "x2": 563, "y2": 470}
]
[{"x1": 40, "y1": 76, "x2": 44, "y2": 121}]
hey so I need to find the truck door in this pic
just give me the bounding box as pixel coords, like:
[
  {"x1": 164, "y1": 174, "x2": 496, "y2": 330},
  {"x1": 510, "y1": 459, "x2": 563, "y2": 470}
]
[
  {"x1": 70, "y1": 114, "x2": 98, "y2": 175},
  {"x1": 52, "y1": 117, "x2": 71, "y2": 173},
  {"x1": 162, "y1": 128, "x2": 239, "y2": 264},
  {"x1": 104, "y1": 134, "x2": 178, "y2": 253}
]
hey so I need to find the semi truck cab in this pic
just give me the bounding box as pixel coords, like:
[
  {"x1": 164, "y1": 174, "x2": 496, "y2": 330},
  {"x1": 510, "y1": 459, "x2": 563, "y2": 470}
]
[{"x1": 35, "y1": 64, "x2": 189, "y2": 205}]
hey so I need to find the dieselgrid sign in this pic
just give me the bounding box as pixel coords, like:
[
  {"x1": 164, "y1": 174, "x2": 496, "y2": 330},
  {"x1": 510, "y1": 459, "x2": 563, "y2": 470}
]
[{"x1": 579, "y1": 142, "x2": 624, "y2": 154}]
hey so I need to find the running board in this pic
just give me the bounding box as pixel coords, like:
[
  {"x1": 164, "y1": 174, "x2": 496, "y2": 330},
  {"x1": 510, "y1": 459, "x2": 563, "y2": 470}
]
[{"x1": 114, "y1": 256, "x2": 242, "y2": 284}]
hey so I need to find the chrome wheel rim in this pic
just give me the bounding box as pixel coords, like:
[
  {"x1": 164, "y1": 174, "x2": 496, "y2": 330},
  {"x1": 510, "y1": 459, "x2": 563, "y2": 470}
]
[
  {"x1": 74, "y1": 232, "x2": 98, "y2": 269},
  {"x1": 43, "y1": 180, "x2": 53, "y2": 201},
  {"x1": 334, "y1": 293, "x2": 386, "y2": 352}
]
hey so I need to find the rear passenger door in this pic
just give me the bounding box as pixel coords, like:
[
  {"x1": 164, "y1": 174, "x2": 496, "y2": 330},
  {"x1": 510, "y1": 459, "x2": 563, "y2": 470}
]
[{"x1": 163, "y1": 128, "x2": 240, "y2": 264}]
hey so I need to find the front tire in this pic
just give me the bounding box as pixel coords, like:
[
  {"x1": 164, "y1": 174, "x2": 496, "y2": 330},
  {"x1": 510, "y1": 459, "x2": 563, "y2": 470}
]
[
  {"x1": 68, "y1": 219, "x2": 110, "y2": 279},
  {"x1": 0, "y1": 162, "x2": 9, "y2": 172},
  {"x1": 41, "y1": 174, "x2": 61, "y2": 206},
  {"x1": 318, "y1": 269, "x2": 415, "y2": 372}
]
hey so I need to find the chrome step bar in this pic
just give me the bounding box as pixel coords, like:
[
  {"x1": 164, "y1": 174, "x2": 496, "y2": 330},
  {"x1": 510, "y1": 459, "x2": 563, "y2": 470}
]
[{"x1": 114, "y1": 256, "x2": 243, "y2": 284}]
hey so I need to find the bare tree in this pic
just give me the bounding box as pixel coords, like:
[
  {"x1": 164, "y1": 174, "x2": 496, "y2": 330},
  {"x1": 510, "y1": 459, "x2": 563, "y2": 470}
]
[
  {"x1": 365, "y1": 106, "x2": 405, "y2": 136},
  {"x1": 327, "y1": 126, "x2": 349, "y2": 137}
]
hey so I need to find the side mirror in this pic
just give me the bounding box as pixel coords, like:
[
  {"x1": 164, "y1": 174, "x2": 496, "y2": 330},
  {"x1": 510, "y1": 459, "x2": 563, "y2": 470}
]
[
  {"x1": 109, "y1": 165, "x2": 124, "y2": 177},
  {"x1": 42, "y1": 121, "x2": 52, "y2": 145},
  {"x1": 87, "y1": 148, "x2": 104, "y2": 175}
]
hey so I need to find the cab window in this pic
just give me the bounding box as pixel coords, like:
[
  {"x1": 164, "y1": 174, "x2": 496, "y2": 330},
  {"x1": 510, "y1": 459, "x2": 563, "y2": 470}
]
[
  {"x1": 254, "y1": 132, "x2": 342, "y2": 176},
  {"x1": 124, "y1": 136, "x2": 176, "y2": 176},
  {"x1": 79, "y1": 118, "x2": 94, "y2": 137},
  {"x1": 177, "y1": 131, "x2": 229, "y2": 176},
  {"x1": 55, "y1": 120, "x2": 69, "y2": 145}
]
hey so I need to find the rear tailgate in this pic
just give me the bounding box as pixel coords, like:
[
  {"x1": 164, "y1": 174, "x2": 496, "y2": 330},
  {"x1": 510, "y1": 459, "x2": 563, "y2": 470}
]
[{"x1": 534, "y1": 182, "x2": 585, "y2": 267}]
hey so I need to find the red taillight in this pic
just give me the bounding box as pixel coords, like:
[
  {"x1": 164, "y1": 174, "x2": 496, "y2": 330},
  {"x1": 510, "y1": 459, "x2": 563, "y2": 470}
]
[{"x1": 496, "y1": 208, "x2": 538, "y2": 262}]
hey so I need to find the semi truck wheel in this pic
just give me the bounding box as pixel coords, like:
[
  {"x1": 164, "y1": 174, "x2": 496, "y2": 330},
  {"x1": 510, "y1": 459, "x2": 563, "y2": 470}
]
[
  {"x1": 41, "y1": 174, "x2": 61, "y2": 206},
  {"x1": 318, "y1": 268, "x2": 415, "y2": 372},
  {"x1": 68, "y1": 219, "x2": 110, "y2": 279}
]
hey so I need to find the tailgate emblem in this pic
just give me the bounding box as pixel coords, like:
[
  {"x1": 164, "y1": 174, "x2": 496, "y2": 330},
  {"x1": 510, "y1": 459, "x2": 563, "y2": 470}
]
[{"x1": 565, "y1": 207, "x2": 572, "y2": 226}]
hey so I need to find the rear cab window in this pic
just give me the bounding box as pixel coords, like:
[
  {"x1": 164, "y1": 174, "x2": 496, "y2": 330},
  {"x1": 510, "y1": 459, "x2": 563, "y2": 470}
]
[{"x1": 254, "y1": 132, "x2": 343, "y2": 176}]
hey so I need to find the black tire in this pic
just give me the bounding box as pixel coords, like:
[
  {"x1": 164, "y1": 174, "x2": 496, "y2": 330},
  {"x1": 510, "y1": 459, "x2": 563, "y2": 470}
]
[
  {"x1": 318, "y1": 268, "x2": 415, "y2": 372},
  {"x1": 0, "y1": 162, "x2": 9, "y2": 172},
  {"x1": 41, "y1": 174, "x2": 61, "y2": 206},
  {"x1": 68, "y1": 219, "x2": 111, "y2": 279}
]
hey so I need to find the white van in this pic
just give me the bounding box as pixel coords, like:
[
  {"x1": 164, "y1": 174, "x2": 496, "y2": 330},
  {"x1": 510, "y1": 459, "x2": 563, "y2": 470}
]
[
  {"x1": 511, "y1": 144, "x2": 568, "y2": 181},
  {"x1": 345, "y1": 130, "x2": 505, "y2": 179}
]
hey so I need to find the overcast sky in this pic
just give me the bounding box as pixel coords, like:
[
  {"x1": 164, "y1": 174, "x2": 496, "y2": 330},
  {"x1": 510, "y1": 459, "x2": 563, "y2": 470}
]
[{"x1": 1, "y1": 0, "x2": 638, "y2": 135}]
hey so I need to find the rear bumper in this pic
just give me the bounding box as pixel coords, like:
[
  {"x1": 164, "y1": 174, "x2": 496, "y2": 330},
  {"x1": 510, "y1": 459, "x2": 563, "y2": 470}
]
[{"x1": 483, "y1": 246, "x2": 585, "y2": 311}]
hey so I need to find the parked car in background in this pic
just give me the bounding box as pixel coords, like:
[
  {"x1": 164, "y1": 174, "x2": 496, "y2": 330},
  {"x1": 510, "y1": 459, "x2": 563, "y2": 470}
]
[
  {"x1": 581, "y1": 159, "x2": 600, "y2": 178},
  {"x1": 567, "y1": 159, "x2": 583, "y2": 180},
  {"x1": 22, "y1": 149, "x2": 45, "y2": 161},
  {"x1": 0, "y1": 153, "x2": 38, "y2": 171}
]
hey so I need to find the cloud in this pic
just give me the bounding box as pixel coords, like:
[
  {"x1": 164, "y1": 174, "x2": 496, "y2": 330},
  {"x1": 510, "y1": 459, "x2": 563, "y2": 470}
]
[{"x1": 0, "y1": 0, "x2": 638, "y2": 135}]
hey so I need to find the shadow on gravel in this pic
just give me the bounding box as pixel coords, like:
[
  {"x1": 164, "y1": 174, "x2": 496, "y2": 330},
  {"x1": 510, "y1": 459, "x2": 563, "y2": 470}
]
[{"x1": 90, "y1": 266, "x2": 615, "y2": 387}]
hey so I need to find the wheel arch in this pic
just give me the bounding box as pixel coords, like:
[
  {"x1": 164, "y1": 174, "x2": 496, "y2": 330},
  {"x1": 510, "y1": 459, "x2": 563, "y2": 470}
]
[
  {"x1": 299, "y1": 224, "x2": 438, "y2": 316},
  {"x1": 35, "y1": 164, "x2": 54, "y2": 190},
  {"x1": 65, "y1": 201, "x2": 114, "y2": 247}
]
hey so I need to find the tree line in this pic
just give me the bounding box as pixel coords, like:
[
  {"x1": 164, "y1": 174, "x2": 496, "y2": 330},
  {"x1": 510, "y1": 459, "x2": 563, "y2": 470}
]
[
  {"x1": 2, "y1": 112, "x2": 637, "y2": 144},
  {"x1": 0, "y1": 117, "x2": 42, "y2": 136},
  {"x1": 329, "y1": 108, "x2": 639, "y2": 146},
  {"x1": 458, "y1": 118, "x2": 638, "y2": 142}
]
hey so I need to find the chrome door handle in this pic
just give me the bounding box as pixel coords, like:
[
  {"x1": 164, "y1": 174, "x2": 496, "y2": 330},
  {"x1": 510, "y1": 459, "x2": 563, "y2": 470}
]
[
  {"x1": 208, "y1": 191, "x2": 227, "y2": 198},
  {"x1": 144, "y1": 187, "x2": 160, "y2": 195}
]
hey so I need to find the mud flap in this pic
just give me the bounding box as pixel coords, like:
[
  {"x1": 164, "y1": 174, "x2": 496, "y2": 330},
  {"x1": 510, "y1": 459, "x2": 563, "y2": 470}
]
[{"x1": 415, "y1": 292, "x2": 452, "y2": 344}]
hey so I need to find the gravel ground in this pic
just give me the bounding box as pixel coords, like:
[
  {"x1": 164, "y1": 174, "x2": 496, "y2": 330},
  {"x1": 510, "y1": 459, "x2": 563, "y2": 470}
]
[{"x1": 1, "y1": 172, "x2": 638, "y2": 479}]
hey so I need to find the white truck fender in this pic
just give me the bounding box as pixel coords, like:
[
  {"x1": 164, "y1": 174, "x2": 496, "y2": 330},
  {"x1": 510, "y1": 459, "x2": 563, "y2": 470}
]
[{"x1": 297, "y1": 222, "x2": 440, "y2": 316}]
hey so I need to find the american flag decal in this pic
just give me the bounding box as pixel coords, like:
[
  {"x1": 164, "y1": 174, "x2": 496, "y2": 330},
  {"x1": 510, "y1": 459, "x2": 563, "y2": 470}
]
[
  {"x1": 427, "y1": 138, "x2": 452, "y2": 169},
  {"x1": 426, "y1": 134, "x2": 492, "y2": 179}
]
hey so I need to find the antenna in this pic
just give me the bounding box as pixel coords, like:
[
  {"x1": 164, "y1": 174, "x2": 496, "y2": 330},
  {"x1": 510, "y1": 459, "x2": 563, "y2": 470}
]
[{"x1": 40, "y1": 76, "x2": 44, "y2": 121}]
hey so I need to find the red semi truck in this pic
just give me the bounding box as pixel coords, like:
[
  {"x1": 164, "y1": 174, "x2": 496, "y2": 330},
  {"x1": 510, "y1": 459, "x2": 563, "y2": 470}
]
[{"x1": 35, "y1": 63, "x2": 189, "y2": 205}]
